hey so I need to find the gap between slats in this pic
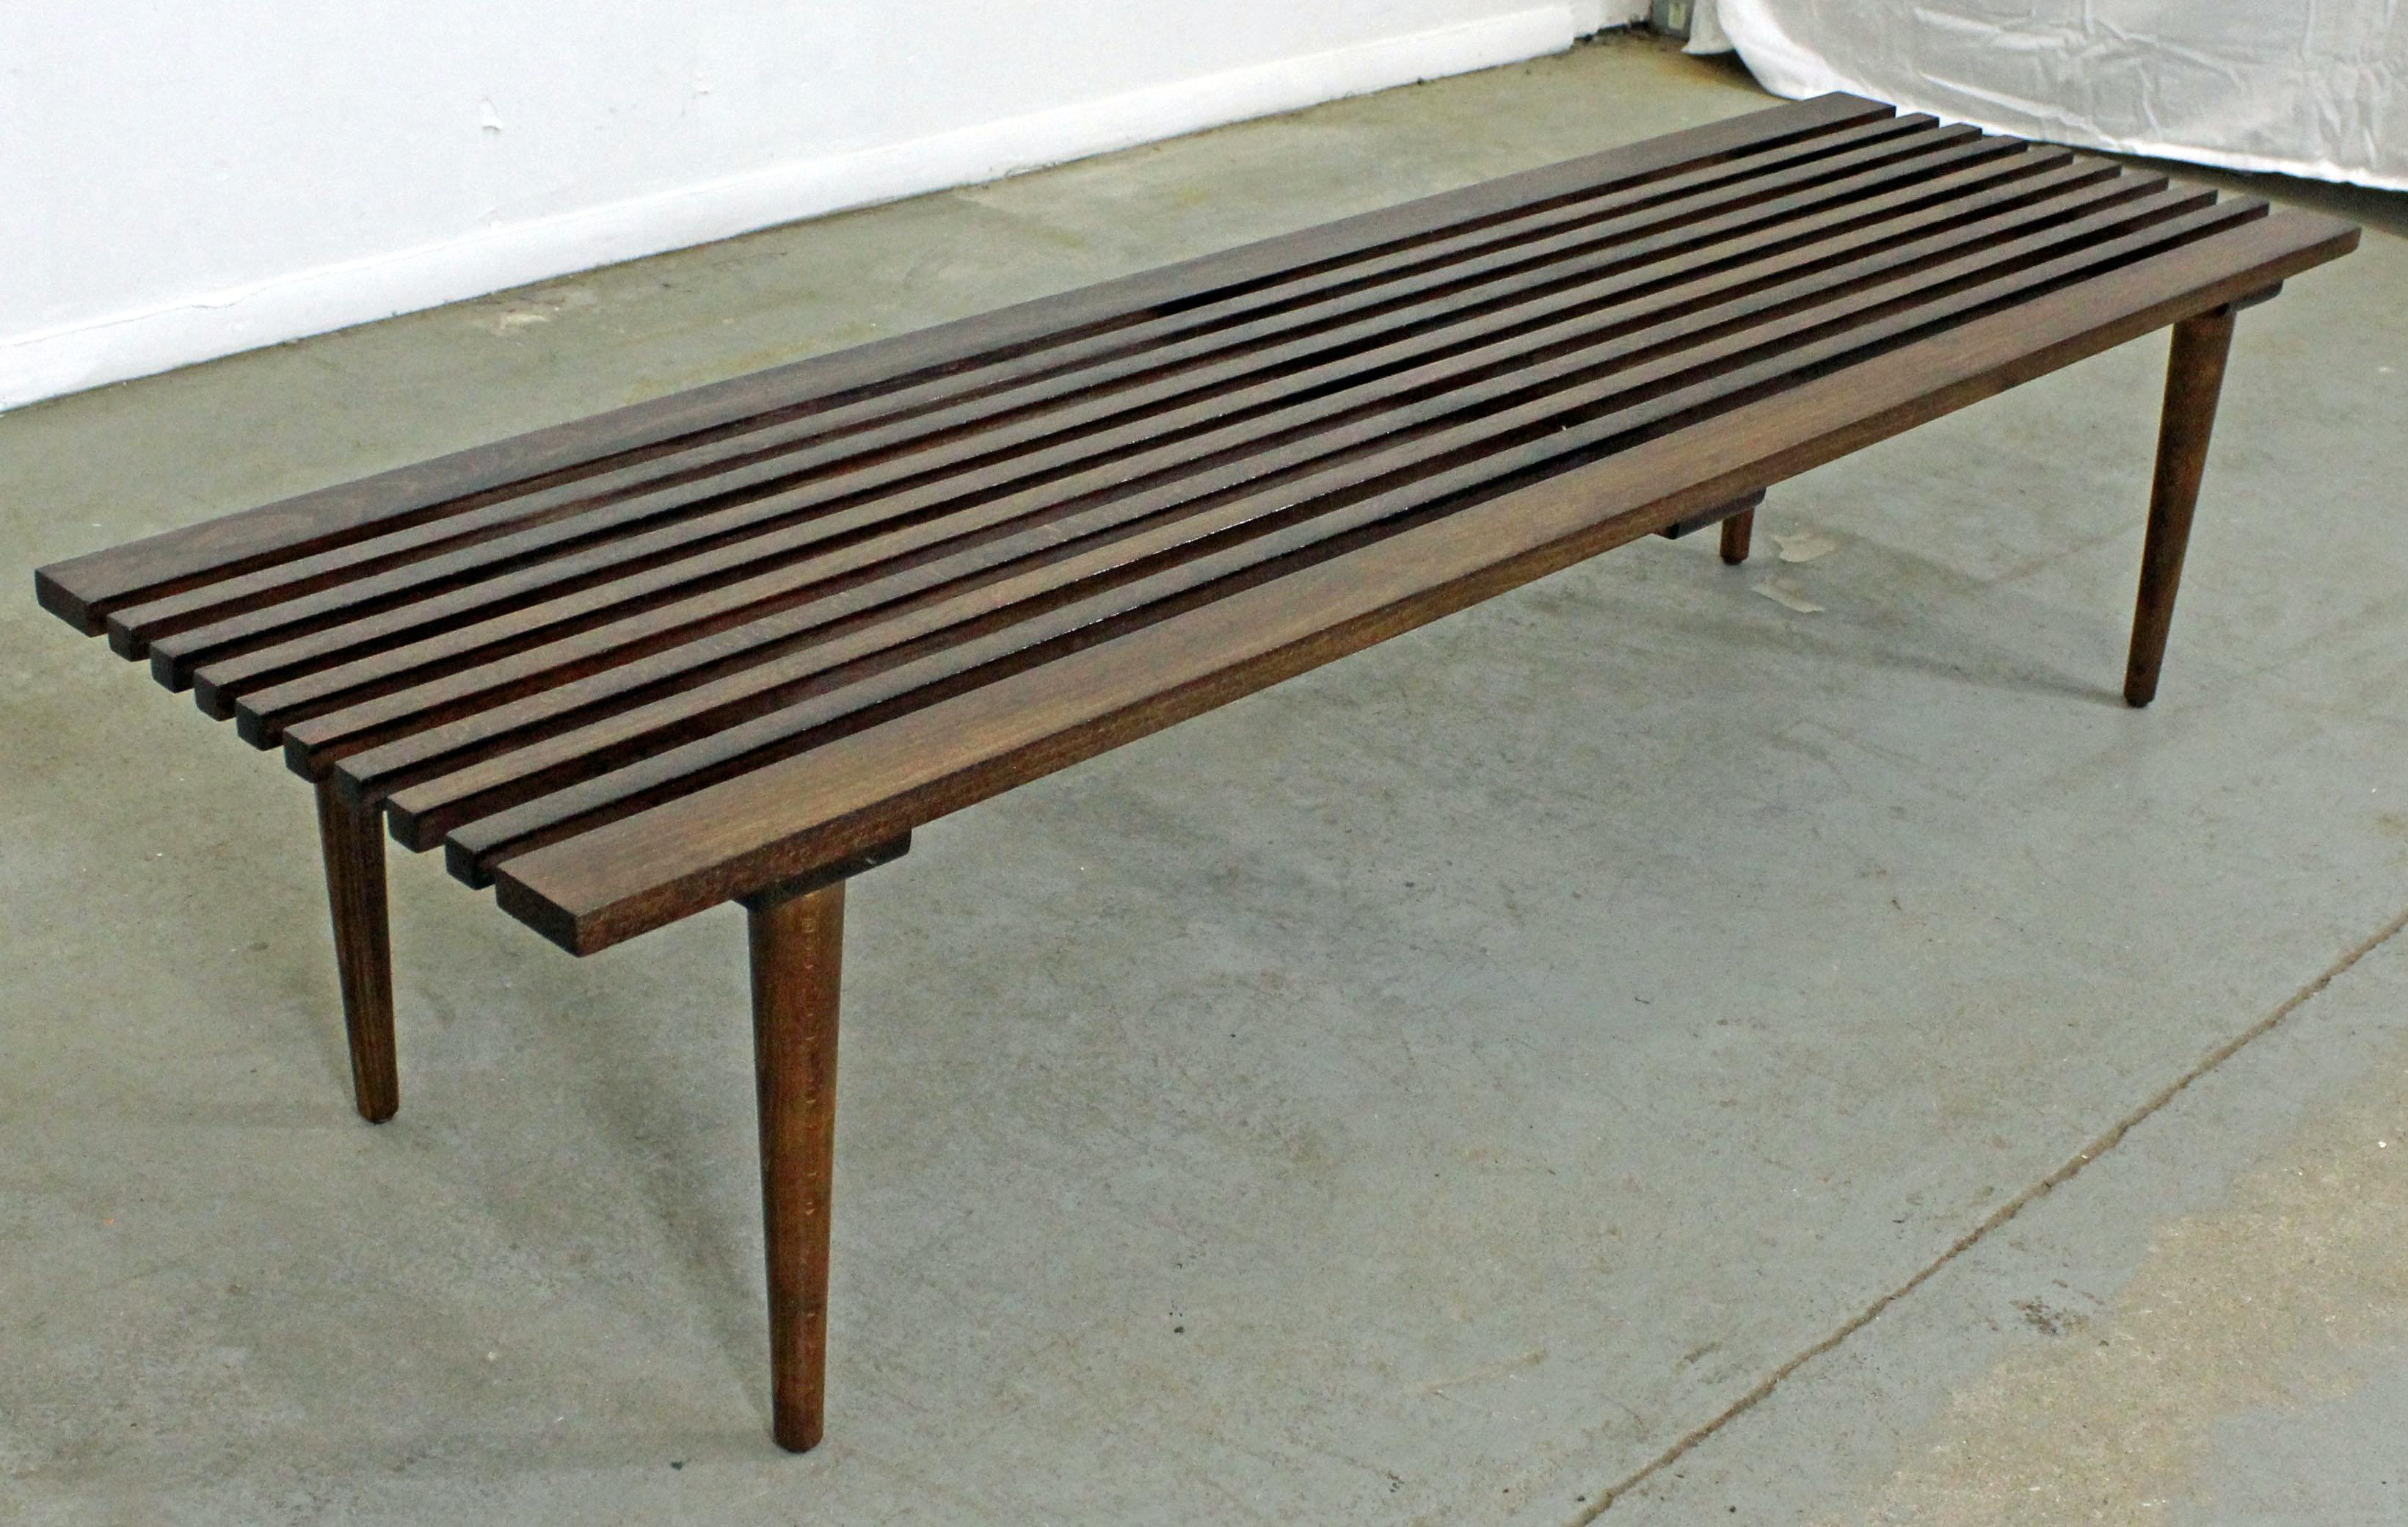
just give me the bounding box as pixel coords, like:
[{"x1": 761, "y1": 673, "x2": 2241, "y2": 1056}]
[
  {"x1": 406, "y1": 190, "x2": 2263, "y2": 873},
  {"x1": 88, "y1": 99, "x2": 1895, "y2": 644},
  {"x1": 183, "y1": 127, "x2": 2023, "y2": 721},
  {"x1": 265, "y1": 148, "x2": 2115, "y2": 763},
  {"x1": 145, "y1": 118, "x2": 1972, "y2": 687},
  {"x1": 299, "y1": 161, "x2": 2160, "y2": 794}
]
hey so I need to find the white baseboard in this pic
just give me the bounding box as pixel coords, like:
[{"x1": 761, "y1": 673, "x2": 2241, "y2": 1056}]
[{"x1": 1, "y1": 6, "x2": 1575, "y2": 413}]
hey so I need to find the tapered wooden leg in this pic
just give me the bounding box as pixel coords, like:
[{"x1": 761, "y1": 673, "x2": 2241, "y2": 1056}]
[
  {"x1": 314, "y1": 779, "x2": 398, "y2": 1123},
  {"x1": 1719, "y1": 507, "x2": 1755, "y2": 565},
  {"x1": 2124, "y1": 306, "x2": 2236, "y2": 707},
  {"x1": 747, "y1": 879, "x2": 845, "y2": 1453}
]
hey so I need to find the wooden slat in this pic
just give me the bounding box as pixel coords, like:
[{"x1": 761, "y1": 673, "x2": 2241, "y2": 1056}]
[
  {"x1": 264, "y1": 152, "x2": 2136, "y2": 764},
  {"x1": 108, "y1": 110, "x2": 1942, "y2": 664},
  {"x1": 33, "y1": 93, "x2": 1894, "y2": 634},
  {"x1": 153, "y1": 120, "x2": 1997, "y2": 698},
  {"x1": 487, "y1": 208, "x2": 2357, "y2": 952},
  {"x1": 393, "y1": 181, "x2": 2238, "y2": 855},
  {"x1": 429, "y1": 189, "x2": 2266, "y2": 871},
  {"x1": 194, "y1": 175, "x2": 2045, "y2": 711}
]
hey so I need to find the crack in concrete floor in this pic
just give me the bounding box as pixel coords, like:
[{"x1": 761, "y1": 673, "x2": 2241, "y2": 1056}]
[{"x1": 1583, "y1": 902, "x2": 2408, "y2": 1521}]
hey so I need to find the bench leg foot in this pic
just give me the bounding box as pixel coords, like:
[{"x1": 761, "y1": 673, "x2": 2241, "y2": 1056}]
[
  {"x1": 747, "y1": 879, "x2": 845, "y2": 1453},
  {"x1": 314, "y1": 780, "x2": 398, "y2": 1123},
  {"x1": 2124, "y1": 306, "x2": 2236, "y2": 708},
  {"x1": 1719, "y1": 508, "x2": 1755, "y2": 565}
]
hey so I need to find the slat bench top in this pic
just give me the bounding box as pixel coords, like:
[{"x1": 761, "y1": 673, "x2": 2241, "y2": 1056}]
[
  {"x1": 34, "y1": 93, "x2": 2357, "y2": 954},
  {"x1": 30, "y1": 87, "x2": 2365, "y2": 1459}
]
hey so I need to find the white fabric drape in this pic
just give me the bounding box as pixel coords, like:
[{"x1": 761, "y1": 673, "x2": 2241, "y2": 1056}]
[{"x1": 1711, "y1": 0, "x2": 2408, "y2": 191}]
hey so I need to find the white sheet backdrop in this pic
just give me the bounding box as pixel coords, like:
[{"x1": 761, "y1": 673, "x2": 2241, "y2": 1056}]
[{"x1": 1711, "y1": 0, "x2": 2408, "y2": 191}]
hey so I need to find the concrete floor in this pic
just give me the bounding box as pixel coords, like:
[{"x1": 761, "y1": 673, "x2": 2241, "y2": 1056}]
[{"x1": 6, "y1": 32, "x2": 2407, "y2": 1526}]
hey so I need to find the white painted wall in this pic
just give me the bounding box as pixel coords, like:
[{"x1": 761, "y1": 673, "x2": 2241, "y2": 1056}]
[
  {"x1": 1571, "y1": 1, "x2": 1654, "y2": 32},
  {"x1": 1, "y1": 1, "x2": 1643, "y2": 411}
]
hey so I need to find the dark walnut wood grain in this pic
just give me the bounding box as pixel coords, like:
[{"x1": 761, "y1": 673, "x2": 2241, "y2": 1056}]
[
  {"x1": 315, "y1": 778, "x2": 399, "y2": 1122},
  {"x1": 1654, "y1": 490, "x2": 1763, "y2": 543},
  {"x1": 30, "y1": 94, "x2": 2360, "y2": 1453},
  {"x1": 487, "y1": 208, "x2": 2357, "y2": 952},
  {"x1": 2125, "y1": 305, "x2": 2236, "y2": 707},
  {"x1": 1720, "y1": 509, "x2": 1755, "y2": 565},
  {"x1": 746, "y1": 877, "x2": 846, "y2": 1453},
  {"x1": 34, "y1": 92, "x2": 1894, "y2": 637}
]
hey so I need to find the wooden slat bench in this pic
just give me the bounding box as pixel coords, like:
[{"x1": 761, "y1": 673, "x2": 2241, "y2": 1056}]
[{"x1": 33, "y1": 94, "x2": 2357, "y2": 1451}]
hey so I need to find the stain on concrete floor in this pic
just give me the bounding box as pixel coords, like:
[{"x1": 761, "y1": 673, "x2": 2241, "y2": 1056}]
[{"x1": 1843, "y1": 1033, "x2": 2408, "y2": 1525}]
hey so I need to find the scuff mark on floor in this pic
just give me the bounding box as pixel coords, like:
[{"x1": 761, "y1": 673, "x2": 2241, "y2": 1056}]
[
  {"x1": 1773, "y1": 530, "x2": 1841, "y2": 564},
  {"x1": 1753, "y1": 577, "x2": 1825, "y2": 614},
  {"x1": 1419, "y1": 1346, "x2": 1548, "y2": 1396}
]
